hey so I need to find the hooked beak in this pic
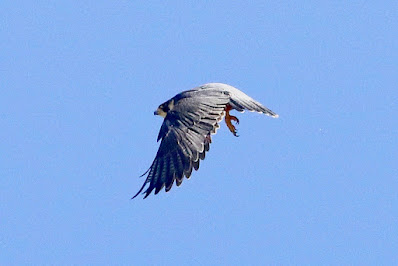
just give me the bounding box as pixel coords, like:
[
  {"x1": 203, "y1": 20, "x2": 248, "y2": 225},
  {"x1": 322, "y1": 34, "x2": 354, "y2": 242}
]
[{"x1": 154, "y1": 108, "x2": 167, "y2": 118}]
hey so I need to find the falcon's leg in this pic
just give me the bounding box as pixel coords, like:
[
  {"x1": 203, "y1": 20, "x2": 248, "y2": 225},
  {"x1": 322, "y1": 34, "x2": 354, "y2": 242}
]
[{"x1": 224, "y1": 105, "x2": 240, "y2": 137}]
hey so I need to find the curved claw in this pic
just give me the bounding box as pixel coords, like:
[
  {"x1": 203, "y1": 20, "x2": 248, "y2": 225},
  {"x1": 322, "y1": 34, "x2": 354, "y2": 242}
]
[{"x1": 230, "y1": 115, "x2": 239, "y2": 124}]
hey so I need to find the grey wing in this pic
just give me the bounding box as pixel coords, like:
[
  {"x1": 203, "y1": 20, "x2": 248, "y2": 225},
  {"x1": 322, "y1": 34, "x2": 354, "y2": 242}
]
[
  {"x1": 200, "y1": 83, "x2": 279, "y2": 117},
  {"x1": 132, "y1": 90, "x2": 230, "y2": 199}
]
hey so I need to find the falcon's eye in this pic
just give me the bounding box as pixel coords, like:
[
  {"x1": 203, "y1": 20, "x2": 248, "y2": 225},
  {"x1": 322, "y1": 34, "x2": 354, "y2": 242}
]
[{"x1": 162, "y1": 105, "x2": 170, "y2": 112}]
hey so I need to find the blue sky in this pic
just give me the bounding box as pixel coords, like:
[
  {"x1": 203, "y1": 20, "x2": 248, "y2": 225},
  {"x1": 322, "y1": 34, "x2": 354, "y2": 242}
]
[{"x1": 1, "y1": 1, "x2": 397, "y2": 264}]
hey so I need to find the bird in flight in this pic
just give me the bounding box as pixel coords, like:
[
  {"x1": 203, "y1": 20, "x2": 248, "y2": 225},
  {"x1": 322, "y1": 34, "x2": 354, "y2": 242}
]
[{"x1": 133, "y1": 83, "x2": 278, "y2": 199}]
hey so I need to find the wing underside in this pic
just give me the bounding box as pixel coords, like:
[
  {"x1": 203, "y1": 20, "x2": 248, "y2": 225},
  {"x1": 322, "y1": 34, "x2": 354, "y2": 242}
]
[{"x1": 133, "y1": 90, "x2": 229, "y2": 198}]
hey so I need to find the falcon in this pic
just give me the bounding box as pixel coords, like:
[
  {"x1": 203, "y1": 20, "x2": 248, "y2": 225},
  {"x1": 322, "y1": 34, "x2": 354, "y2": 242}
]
[{"x1": 133, "y1": 83, "x2": 278, "y2": 199}]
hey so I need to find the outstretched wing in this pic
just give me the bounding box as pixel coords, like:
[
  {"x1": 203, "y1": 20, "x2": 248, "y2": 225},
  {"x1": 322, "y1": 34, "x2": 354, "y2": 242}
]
[
  {"x1": 201, "y1": 83, "x2": 279, "y2": 117},
  {"x1": 133, "y1": 89, "x2": 230, "y2": 199}
]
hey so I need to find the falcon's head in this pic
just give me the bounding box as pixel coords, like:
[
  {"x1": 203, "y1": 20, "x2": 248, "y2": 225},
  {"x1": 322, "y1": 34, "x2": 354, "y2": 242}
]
[{"x1": 154, "y1": 99, "x2": 174, "y2": 118}]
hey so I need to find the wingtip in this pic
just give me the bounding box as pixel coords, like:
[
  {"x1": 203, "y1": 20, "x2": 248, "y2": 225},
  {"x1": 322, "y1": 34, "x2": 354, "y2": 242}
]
[
  {"x1": 273, "y1": 114, "x2": 279, "y2": 118},
  {"x1": 131, "y1": 193, "x2": 140, "y2": 200},
  {"x1": 131, "y1": 181, "x2": 148, "y2": 199},
  {"x1": 131, "y1": 191, "x2": 142, "y2": 199}
]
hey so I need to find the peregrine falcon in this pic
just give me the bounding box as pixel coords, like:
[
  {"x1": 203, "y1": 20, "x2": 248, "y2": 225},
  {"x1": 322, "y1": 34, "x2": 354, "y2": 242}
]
[{"x1": 133, "y1": 83, "x2": 278, "y2": 199}]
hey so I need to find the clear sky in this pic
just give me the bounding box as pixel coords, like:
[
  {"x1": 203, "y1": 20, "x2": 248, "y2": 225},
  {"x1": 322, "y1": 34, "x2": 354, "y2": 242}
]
[{"x1": 1, "y1": 1, "x2": 397, "y2": 265}]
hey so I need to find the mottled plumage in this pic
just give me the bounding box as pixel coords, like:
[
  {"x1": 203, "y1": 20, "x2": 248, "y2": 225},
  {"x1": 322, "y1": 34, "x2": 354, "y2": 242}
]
[{"x1": 133, "y1": 83, "x2": 278, "y2": 199}]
